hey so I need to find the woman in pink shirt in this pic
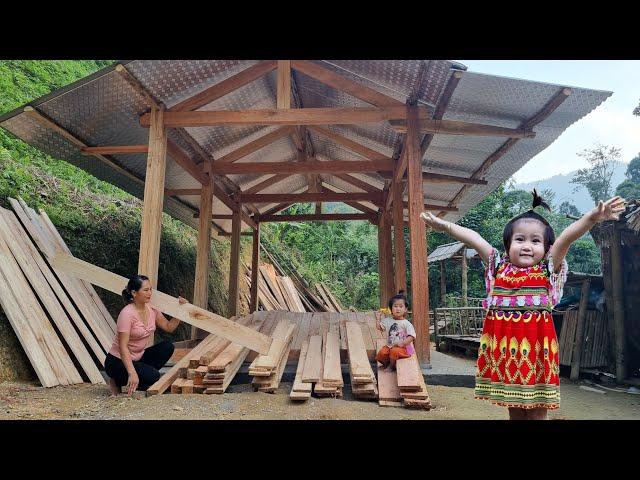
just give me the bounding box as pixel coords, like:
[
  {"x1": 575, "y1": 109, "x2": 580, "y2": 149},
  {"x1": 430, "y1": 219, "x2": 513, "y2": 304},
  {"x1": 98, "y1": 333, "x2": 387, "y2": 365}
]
[{"x1": 105, "y1": 274, "x2": 185, "y2": 395}]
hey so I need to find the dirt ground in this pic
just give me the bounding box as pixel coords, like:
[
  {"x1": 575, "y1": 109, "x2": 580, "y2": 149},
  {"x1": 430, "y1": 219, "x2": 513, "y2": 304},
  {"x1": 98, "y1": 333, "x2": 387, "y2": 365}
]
[{"x1": 1, "y1": 373, "x2": 638, "y2": 420}]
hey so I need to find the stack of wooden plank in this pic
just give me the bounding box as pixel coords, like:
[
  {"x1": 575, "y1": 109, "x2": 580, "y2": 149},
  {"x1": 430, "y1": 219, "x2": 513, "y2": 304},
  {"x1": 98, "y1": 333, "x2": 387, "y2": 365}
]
[
  {"x1": 396, "y1": 353, "x2": 432, "y2": 410},
  {"x1": 0, "y1": 197, "x2": 116, "y2": 387},
  {"x1": 375, "y1": 340, "x2": 403, "y2": 407},
  {"x1": 313, "y1": 330, "x2": 344, "y2": 398},
  {"x1": 249, "y1": 319, "x2": 297, "y2": 393},
  {"x1": 345, "y1": 321, "x2": 378, "y2": 400},
  {"x1": 315, "y1": 282, "x2": 344, "y2": 312}
]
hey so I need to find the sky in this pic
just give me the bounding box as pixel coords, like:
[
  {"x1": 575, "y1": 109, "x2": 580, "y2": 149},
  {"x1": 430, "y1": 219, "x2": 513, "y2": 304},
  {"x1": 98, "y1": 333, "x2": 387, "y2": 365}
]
[{"x1": 457, "y1": 60, "x2": 640, "y2": 184}]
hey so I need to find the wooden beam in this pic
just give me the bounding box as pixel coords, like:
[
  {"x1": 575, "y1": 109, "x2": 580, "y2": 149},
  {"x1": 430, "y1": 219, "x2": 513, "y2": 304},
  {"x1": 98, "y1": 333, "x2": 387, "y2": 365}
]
[
  {"x1": 228, "y1": 207, "x2": 242, "y2": 317},
  {"x1": 140, "y1": 106, "x2": 429, "y2": 128},
  {"x1": 49, "y1": 252, "x2": 271, "y2": 354},
  {"x1": 389, "y1": 119, "x2": 535, "y2": 138},
  {"x1": 421, "y1": 70, "x2": 464, "y2": 157},
  {"x1": 406, "y1": 106, "x2": 430, "y2": 364},
  {"x1": 442, "y1": 87, "x2": 572, "y2": 216},
  {"x1": 216, "y1": 126, "x2": 296, "y2": 164},
  {"x1": 237, "y1": 192, "x2": 382, "y2": 204},
  {"x1": 192, "y1": 177, "x2": 213, "y2": 340},
  {"x1": 331, "y1": 173, "x2": 383, "y2": 193},
  {"x1": 250, "y1": 220, "x2": 260, "y2": 313},
  {"x1": 166, "y1": 140, "x2": 209, "y2": 185},
  {"x1": 308, "y1": 125, "x2": 391, "y2": 161},
  {"x1": 403, "y1": 201, "x2": 458, "y2": 212},
  {"x1": 81, "y1": 145, "x2": 148, "y2": 155},
  {"x1": 423, "y1": 172, "x2": 488, "y2": 185},
  {"x1": 570, "y1": 278, "x2": 591, "y2": 381},
  {"x1": 277, "y1": 60, "x2": 291, "y2": 109},
  {"x1": 291, "y1": 60, "x2": 404, "y2": 107},
  {"x1": 260, "y1": 213, "x2": 375, "y2": 222},
  {"x1": 138, "y1": 107, "x2": 167, "y2": 290},
  {"x1": 211, "y1": 159, "x2": 394, "y2": 175},
  {"x1": 243, "y1": 174, "x2": 291, "y2": 195},
  {"x1": 261, "y1": 202, "x2": 294, "y2": 216},
  {"x1": 170, "y1": 60, "x2": 278, "y2": 112},
  {"x1": 392, "y1": 181, "x2": 406, "y2": 292}
]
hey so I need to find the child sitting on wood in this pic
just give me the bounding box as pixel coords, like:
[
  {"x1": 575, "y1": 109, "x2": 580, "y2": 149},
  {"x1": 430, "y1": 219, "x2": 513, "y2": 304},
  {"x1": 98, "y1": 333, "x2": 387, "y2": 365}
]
[{"x1": 375, "y1": 291, "x2": 416, "y2": 371}]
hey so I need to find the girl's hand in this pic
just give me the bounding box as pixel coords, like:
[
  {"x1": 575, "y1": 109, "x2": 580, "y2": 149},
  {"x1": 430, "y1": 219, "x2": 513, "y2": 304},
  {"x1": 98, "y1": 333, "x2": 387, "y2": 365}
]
[
  {"x1": 378, "y1": 322, "x2": 386, "y2": 332},
  {"x1": 178, "y1": 296, "x2": 188, "y2": 305},
  {"x1": 126, "y1": 371, "x2": 139, "y2": 395},
  {"x1": 588, "y1": 196, "x2": 626, "y2": 223},
  {"x1": 420, "y1": 212, "x2": 450, "y2": 233}
]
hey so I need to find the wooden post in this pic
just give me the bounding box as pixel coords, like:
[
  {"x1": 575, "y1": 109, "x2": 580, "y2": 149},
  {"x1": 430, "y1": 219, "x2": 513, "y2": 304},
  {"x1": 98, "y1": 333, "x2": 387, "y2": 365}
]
[
  {"x1": 228, "y1": 206, "x2": 242, "y2": 317},
  {"x1": 406, "y1": 106, "x2": 430, "y2": 365},
  {"x1": 250, "y1": 220, "x2": 260, "y2": 313},
  {"x1": 382, "y1": 210, "x2": 395, "y2": 302},
  {"x1": 392, "y1": 182, "x2": 407, "y2": 292},
  {"x1": 139, "y1": 107, "x2": 167, "y2": 346},
  {"x1": 461, "y1": 247, "x2": 468, "y2": 307},
  {"x1": 191, "y1": 176, "x2": 213, "y2": 340},
  {"x1": 440, "y1": 260, "x2": 446, "y2": 307},
  {"x1": 378, "y1": 212, "x2": 388, "y2": 308},
  {"x1": 611, "y1": 227, "x2": 626, "y2": 382},
  {"x1": 570, "y1": 278, "x2": 591, "y2": 380}
]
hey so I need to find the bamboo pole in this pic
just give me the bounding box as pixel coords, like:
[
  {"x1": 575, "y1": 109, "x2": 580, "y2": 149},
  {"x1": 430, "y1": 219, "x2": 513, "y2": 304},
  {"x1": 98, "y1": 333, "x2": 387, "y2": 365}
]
[{"x1": 570, "y1": 278, "x2": 591, "y2": 380}]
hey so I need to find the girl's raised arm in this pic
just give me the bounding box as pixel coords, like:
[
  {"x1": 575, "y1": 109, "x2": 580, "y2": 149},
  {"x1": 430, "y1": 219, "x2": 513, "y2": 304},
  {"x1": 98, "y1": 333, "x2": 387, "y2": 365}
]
[
  {"x1": 549, "y1": 196, "x2": 626, "y2": 272},
  {"x1": 420, "y1": 211, "x2": 493, "y2": 264}
]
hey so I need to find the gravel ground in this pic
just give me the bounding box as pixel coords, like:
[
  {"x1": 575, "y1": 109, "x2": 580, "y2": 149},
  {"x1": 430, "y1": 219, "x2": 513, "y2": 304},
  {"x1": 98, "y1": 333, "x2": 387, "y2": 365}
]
[{"x1": 1, "y1": 375, "x2": 638, "y2": 420}]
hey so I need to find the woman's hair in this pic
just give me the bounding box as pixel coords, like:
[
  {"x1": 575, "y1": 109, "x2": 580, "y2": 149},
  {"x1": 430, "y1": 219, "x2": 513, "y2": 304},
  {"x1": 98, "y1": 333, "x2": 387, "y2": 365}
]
[
  {"x1": 122, "y1": 274, "x2": 150, "y2": 304},
  {"x1": 502, "y1": 189, "x2": 555, "y2": 253},
  {"x1": 388, "y1": 290, "x2": 410, "y2": 310}
]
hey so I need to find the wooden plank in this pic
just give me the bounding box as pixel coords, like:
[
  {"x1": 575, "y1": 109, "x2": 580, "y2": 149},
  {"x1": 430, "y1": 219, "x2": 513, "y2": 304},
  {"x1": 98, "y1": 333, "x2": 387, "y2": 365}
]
[
  {"x1": 322, "y1": 332, "x2": 342, "y2": 385},
  {"x1": 376, "y1": 339, "x2": 402, "y2": 403},
  {"x1": 291, "y1": 340, "x2": 313, "y2": 398},
  {"x1": 170, "y1": 60, "x2": 278, "y2": 112},
  {"x1": 323, "y1": 284, "x2": 345, "y2": 313},
  {"x1": 48, "y1": 252, "x2": 272, "y2": 354},
  {"x1": 192, "y1": 176, "x2": 213, "y2": 339},
  {"x1": 4, "y1": 208, "x2": 107, "y2": 365},
  {"x1": 292, "y1": 312, "x2": 312, "y2": 351},
  {"x1": 301, "y1": 335, "x2": 323, "y2": 383},
  {"x1": 211, "y1": 160, "x2": 394, "y2": 176},
  {"x1": 0, "y1": 234, "x2": 79, "y2": 385},
  {"x1": 346, "y1": 321, "x2": 375, "y2": 380},
  {"x1": 260, "y1": 266, "x2": 286, "y2": 308},
  {"x1": 252, "y1": 321, "x2": 296, "y2": 371},
  {"x1": 396, "y1": 354, "x2": 422, "y2": 391},
  {"x1": 571, "y1": 278, "x2": 591, "y2": 381},
  {"x1": 282, "y1": 277, "x2": 306, "y2": 312},
  {"x1": 0, "y1": 210, "x2": 104, "y2": 384}
]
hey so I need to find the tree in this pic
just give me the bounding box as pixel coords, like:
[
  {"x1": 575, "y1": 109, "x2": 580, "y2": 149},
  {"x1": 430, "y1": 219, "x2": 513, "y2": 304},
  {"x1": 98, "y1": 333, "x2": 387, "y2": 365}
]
[
  {"x1": 615, "y1": 179, "x2": 640, "y2": 200},
  {"x1": 570, "y1": 144, "x2": 620, "y2": 205},
  {"x1": 634, "y1": 100, "x2": 640, "y2": 116},
  {"x1": 559, "y1": 201, "x2": 581, "y2": 217},
  {"x1": 625, "y1": 154, "x2": 640, "y2": 183}
]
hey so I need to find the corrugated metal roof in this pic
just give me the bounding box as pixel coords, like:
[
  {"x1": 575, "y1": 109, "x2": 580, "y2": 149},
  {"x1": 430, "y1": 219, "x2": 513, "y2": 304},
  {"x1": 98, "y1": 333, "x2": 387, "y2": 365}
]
[
  {"x1": 427, "y1": 242, "x2": 478, "y2": 263},
  {"x1": 0, "y1": 60, "x2": 611, "y2": 234}
]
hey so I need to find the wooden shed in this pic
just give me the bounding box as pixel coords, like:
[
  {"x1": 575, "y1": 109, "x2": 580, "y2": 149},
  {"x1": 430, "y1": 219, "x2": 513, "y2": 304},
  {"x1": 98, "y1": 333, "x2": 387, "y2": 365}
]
[
  {"x1": 590, "y1": 200, "x2": 640, "y2": 384},
  {"x1": 0, "y1": 60, "x2": 611, "y2": 366}
]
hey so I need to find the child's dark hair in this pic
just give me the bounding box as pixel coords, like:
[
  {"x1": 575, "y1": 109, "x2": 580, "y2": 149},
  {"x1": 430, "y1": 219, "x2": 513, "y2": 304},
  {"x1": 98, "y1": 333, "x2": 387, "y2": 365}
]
[
  {"x1": 388, "y1": 290, "x2": 410, "y2": 310},
  {"x1": 122, "y1": 274, "x2": 150, "y2": 303},
  {"x1": 502, "y1": 189, "x2": 555, "y2": 253}
]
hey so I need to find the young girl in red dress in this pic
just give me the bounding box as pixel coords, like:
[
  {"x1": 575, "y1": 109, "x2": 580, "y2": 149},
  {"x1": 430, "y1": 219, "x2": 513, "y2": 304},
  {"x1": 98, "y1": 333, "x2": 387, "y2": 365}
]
[{"x1": 421, "y1": 191, "x2": 625, "y2": 420}]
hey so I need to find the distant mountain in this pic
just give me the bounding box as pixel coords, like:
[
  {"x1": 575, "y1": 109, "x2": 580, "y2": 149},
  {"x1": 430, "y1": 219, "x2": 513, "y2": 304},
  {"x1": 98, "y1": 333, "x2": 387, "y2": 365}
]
[{"x1": 514, "y1": 162, "x2": 627, "y2": 214}]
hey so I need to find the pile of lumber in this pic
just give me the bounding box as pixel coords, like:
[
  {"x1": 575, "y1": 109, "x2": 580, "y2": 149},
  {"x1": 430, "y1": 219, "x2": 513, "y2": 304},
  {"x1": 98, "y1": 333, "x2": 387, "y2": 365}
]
[
  {"x1": 156, "y1": 312, "x2": 271, "y2": 395},
  {"x1": 249, "y1": 318, "x2": 297, "y2": 393},
  {"x1": 375, "y1": 339, "x2": 432, "y2": 410},
  {"x1": 345, "y1": 321, "x2": 378, "y2": 400},
  {"x1": 315, "y1": 282, "x2": 344, "y2": 312},
  {"x1": 290, "y1": 322, "x2": 344, "y2": 401},
  {"x1": 0, "y1": 197, "x2": 116, "y2": 387}
]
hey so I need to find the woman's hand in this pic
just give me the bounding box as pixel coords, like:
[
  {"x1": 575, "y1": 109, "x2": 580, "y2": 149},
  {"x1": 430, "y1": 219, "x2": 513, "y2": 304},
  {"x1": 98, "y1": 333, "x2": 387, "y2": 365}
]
[
  {"x1": 588, "y1": 196, "x2": 626, "y2": 223},
  {"x1": 178, "y1": 296, "x2": 188, "y2": 305},
  {"x1": 420, "y1": 211, "x2": 451, "y2": 233},
  {"x1": 126, "y1": 370, "x2": 139, "y2": 395}
]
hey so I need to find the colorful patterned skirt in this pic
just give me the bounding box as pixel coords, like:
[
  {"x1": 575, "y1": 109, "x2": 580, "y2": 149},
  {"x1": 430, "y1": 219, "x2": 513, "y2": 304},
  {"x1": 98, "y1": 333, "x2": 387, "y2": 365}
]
[{"x1": 475, "y1": 309, "x2": 560, "y2": 410}]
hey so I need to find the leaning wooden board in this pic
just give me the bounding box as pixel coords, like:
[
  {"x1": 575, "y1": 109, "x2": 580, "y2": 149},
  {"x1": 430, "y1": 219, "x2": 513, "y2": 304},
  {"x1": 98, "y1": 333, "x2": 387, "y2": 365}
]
[{"x1": 48, "y1": 252, "x2": 272, "y2": 355}]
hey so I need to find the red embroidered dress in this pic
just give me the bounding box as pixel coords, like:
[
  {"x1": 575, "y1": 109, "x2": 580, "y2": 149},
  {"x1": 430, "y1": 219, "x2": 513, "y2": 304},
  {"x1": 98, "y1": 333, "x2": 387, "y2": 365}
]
[{"x1": 475, "y1": 248, "x2": 567, "y2": 409}]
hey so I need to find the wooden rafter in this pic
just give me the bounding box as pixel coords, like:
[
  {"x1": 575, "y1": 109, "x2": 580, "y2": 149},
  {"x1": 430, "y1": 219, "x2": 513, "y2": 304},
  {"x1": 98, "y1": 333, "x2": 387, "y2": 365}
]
[
  {"x1": 388, "y1": 119, "x2": 535, "y2": 138},
  {"x1": 236, "y1": 192, "x2": 383, "y2": 205},
  {"x1": 243, "y1": 174, "x2": 291, "y2": 195},
  {"x1": 166, "y1": 140, "x2": 209, "y2": 185},
  {"x1": 165, "y1": 188, "x2": 201, "y2": 196},
  {"x1": 422, "y1": 172, "x2": 487, "y2": 185},
  {"x1": 403, "y1": 201, "x2": 458, "y2": 212},
  {"x1": 261, "y1": 202, "x2": 294, "y2": 216},
  {"x1": 140, "y1": 106, "x2": 430, "y2": 127},
  {"x1": 210, "y1": 159, "x2": 393, "y2": 175},
  {"x1": 320, "y1": 182, "x2": 379, "y2": 217},
  {"x1": 440, "y1": 87, "x2": 572, "y2": 217},
  {"x1": 307, "y1": 125, "x2": 391, "y2": 161},
  {"x1": 327, "y1": 173, "x2": 382, "y2": 193},
  {"x1": 290, "y1": 60, "x2": 404, "y2": 108},
  {"x1": 216, "y1": 126, "x2": 296, "y2": 164},
  {"x1": 260, "y1": 213, "x2": 375, "y2": 222},
  {"x1": 170, "y1": 60, "x2": 277, "y2": 112},
  {"x1": 81, "y1": 145, "x2": 148, "y2": 155}
]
